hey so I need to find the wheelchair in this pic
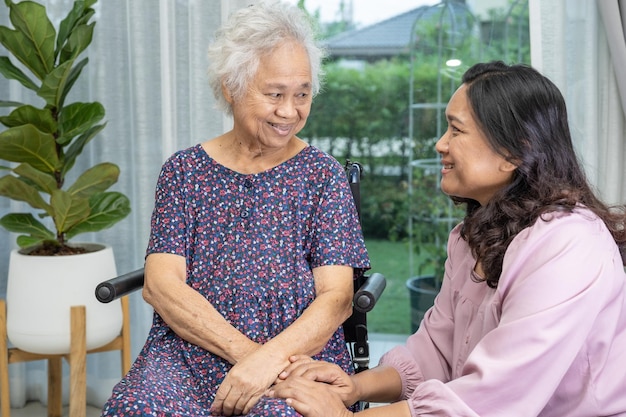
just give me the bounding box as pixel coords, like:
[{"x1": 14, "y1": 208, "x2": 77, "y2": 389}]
[{"x1": 95, "y1": 160, "x2": 386, "y2": 408}]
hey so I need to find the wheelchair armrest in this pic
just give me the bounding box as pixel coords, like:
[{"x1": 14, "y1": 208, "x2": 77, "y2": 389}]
[
  {"x1": 95, "y1": 268, "x2": 145, "y2": 303},
  {"x1": 96, "y1": 269, "x2": 386, "y2": 310},
  {"x1": 353, "y1": 272, "x2": 386, "y2": 313}
]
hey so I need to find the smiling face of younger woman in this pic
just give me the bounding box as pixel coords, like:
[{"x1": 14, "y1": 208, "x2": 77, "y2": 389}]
[
  {"x1": 435, "y1": 84, "x2": 517, "y2": 206},
  {"x1": 226, "y1": 39, "x2": 313, "y2": 152}
]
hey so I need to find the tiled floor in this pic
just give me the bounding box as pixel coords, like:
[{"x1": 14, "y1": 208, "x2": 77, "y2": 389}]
[
  {"x1": 9, "y1": 333, "x2": 407, "y2": 416},
  {"x1": 368, "y1": 332, "x2": 407, "y2": 365}
]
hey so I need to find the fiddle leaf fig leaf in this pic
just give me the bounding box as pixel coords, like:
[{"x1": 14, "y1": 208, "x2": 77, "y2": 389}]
[
  {"x1": 0, "y1": 124, "x2": 59, "y2": 173},
  {"x1": 50, "y1": 188, "x2": 90, "y2": 233},
  {"x1": 62, "y1": 122, "x2": 106, "y2": 174},
  {"x1": 0, "y1": 174, "x2": 51, "y2": 211},
  {"x1": 0, "y1": 0, "x2": 55, "y2": 80},
  {"x1": 58, "y1": 101, "x2": 104, "y2": 145},
  {"x1": 59, "y1": 57, "x2": 88, "y2": 108},
  {"x1": 68, "y1": 162, "x2": 120, "y2": 198},
  {"x1": 59, "y1": 21, "x2": 94, "y2": 64},
  {"x1": 0, "y1": 56, "x2": 39, "y2": 91},
  {"x1": 65, "y1": 191, "x2": 131, "y2": 239},
  {"x1": 0, "y1": 104, "x2": 56, "y2": 133},
  {"x1": 13, "y1": 163, "x2": 57, "y2": 194},
  {"x1": 0, "y1": 99, "x2": 27, "y2": 108},
  {"x1": 0, "y1": 213, "x2": 55, "y2": 243},
  {"x1": 38, "y1": 59, "x2": 74, "y2": 109},
  {"x1": 57, "y1": 1, "x2": 96, "y2": 59},
  {"x1": 16, "y1": 234, "x2": 49, "y2": 249}
]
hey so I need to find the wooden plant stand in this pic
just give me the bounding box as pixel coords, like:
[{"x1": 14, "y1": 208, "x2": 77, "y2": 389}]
[{"x1": 0, "y1": 297, "x2": 131, "y2": 417}]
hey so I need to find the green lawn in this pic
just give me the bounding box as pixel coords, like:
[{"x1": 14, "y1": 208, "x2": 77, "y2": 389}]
[{"x1": 363, "y1": 238, "x2": 413, "y2": 335}]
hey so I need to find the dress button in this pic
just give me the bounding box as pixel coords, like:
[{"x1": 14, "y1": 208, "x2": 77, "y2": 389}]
[
  {"x1": 241, "y1": 210, "x2": 249, "y2": 218},
  {"x1": 244, "y1": 179, "x2": 253, "y2": 188}
]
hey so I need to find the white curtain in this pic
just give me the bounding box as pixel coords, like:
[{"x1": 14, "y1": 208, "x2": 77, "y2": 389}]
[
  {"x1": 0, "y1": 0, "x2": 249, "y2": 409},
  {"x1": 597, "y1": 0, "x2": 626, "y2": 118},
  {"x1": 529, "y1": 0, "x2": 626, "y2": 206}
]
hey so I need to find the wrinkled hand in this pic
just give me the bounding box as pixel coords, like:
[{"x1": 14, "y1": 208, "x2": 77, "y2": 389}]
[
  {"x1": 277, "y1": 355, "x2": 357, "y2": 407},
  {"x1": 210, "y1": 353, "x2": 281, "y2": 416},
  {"x1": 276, "y1": 354, "x2": 315, "y2": 382},
  {"x1": 269, "y1": 376, "x2": 354, "y2": 417}
]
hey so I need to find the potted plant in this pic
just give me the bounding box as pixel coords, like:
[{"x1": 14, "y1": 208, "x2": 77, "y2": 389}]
[
  {"x1": 406, "y1": 159, "x2": 461, "y2": 332},
  {"x1": 0, "y1": 0, "x2": 131, "y2": 354}
]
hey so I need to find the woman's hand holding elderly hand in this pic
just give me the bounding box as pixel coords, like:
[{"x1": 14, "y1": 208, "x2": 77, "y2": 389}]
[
  {"x1": 268, "y1": 355, "x2": 358, "y2": 417},
  {"x1": 279, "y1": 355, "x2": 358, "y2": 406},
  {"x1": 270, "y1": 376, "x2": 354, "y2": 417}
]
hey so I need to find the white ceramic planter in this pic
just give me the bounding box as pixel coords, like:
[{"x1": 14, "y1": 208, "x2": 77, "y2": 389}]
[{"x1": 6, "y1": 244, "x2": 123, "y2": 355}]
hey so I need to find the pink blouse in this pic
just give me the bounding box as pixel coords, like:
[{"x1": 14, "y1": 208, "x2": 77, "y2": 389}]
[{"x1": 380, "y1": 209, "x2": 626, "y2": 416}]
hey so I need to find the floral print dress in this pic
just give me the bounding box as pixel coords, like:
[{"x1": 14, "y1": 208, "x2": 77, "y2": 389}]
[{"x1": 101, "y1": 144, "x2": 370, "y2": 417}]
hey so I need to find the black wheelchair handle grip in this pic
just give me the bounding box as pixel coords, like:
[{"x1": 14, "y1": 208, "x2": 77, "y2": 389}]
[
  {"x1": 353, "y1": 272, "x2": 386, "y2": 313},
  {"x1": 95, "y1": 268, "x2": 145, "y2": 303}
]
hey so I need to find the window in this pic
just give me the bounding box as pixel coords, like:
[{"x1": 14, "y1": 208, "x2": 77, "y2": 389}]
[{"x1": 297, "y1": 0, "x2": 530, "y2": 335}]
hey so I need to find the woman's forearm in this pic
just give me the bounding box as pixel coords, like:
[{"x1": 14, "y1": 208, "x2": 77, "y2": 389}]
[
  {"x1": 143, "y1": 253, "x2": 258, "y2": 364},
  {"x1": 353, "y1": 365, "x2": 404, "y2": 404},
  {"x1": 259, "y1": 265, "x2": 354, "y2": 361},
  {"x1": 356, "y1": 401, "x2": 412, "y2": 417}
]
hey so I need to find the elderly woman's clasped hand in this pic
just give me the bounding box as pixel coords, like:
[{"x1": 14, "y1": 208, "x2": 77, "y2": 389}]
[
  {"x1": 269, "y1": 355, "x2": 357, "y2": 417},
  {"x1": 211, "y1": 346, "x2": 279, "y2": 416}
]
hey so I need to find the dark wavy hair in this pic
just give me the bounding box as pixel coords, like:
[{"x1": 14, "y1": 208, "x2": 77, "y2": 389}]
[{"x1": 452, "y1": 61, "x2": 626, "y2": 288}]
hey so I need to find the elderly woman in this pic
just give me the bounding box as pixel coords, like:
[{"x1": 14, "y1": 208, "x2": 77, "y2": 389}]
[
  {"x1": 101, "y1": 2, "x2": 369, "y2": 417},
  {"x1": 270, "y1": 61, "x2": 626, "y2": 417}
]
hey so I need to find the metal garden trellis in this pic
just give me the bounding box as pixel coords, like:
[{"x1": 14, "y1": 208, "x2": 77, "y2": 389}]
[
  {"x1": 405, "y1": 0, "x2": 530, "y2": 331},
  {"x1": 407, "y1": 0, "x2": 477, "y2": 278}
]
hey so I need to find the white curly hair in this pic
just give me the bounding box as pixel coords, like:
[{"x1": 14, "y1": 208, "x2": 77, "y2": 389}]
[{"x1": 207, "y1": 1, "x2": 326, "y2": 116}]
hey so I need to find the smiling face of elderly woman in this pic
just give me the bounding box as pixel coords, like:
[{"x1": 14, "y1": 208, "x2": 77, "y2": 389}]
[
  {"x1": 224, "y1": 39, "x2": 313, "y2": 151},
  {"x1": 207, "y1": 2, "x2": 324, "y2": 118}
]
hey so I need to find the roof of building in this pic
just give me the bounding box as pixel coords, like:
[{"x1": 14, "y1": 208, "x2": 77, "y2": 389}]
[{"x1": 324, "y1": 2, "x2": 470, "y2": 60}]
